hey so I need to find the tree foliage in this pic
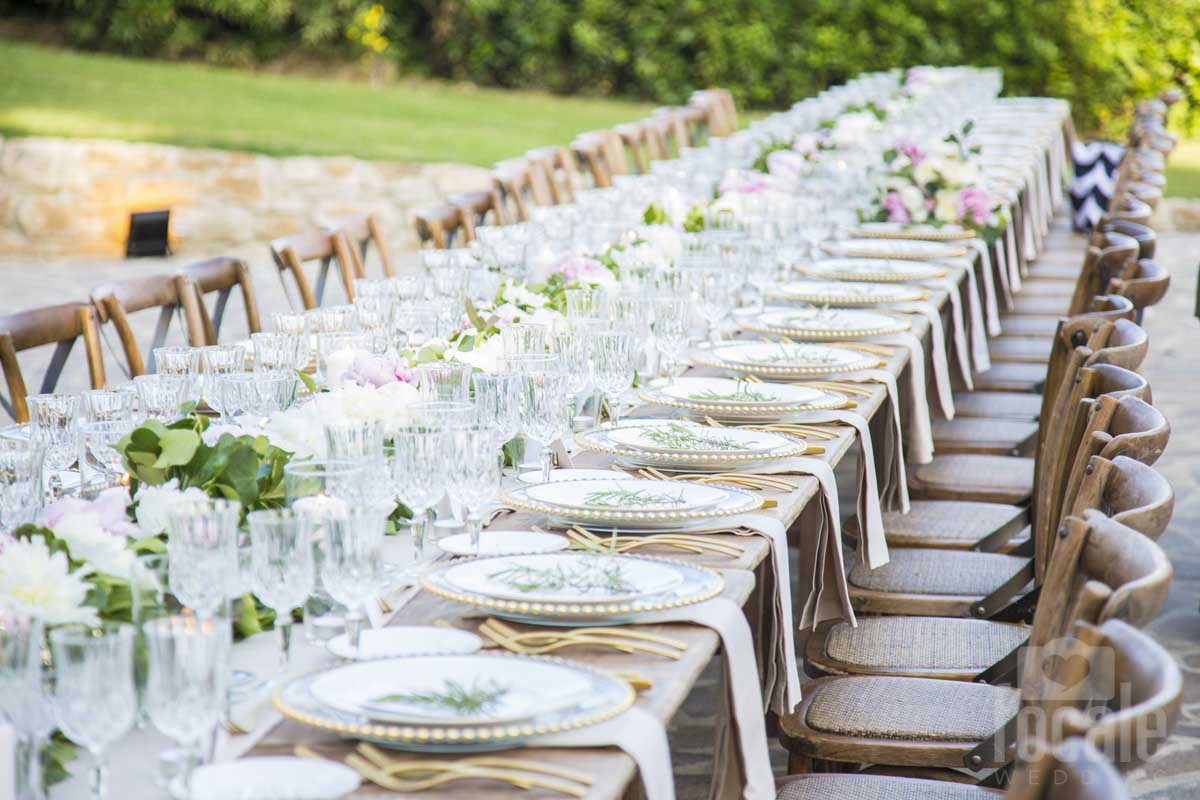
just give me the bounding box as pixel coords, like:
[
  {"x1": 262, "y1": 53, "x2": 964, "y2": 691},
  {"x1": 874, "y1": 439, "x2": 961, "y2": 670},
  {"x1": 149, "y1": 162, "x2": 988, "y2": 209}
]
[{"x1": 11, "y1": 0, "x2": 1199, "y2": 133}]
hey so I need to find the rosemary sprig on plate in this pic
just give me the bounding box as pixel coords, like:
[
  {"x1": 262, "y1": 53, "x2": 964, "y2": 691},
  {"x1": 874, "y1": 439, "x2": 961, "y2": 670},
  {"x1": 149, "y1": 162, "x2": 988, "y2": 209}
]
[
  {"x1": 489, "y1": 559, "x2": 635, "y2": 595},
  {"x1": 688, "y1": 381, "x2": 775, "y2": 403},
  {"x1": 637, "y1": 422, "x2": 749, "y2": 451},
  {"x1": 373, "y1": 678, "x2": 507, "y2": 715},
  {"x1": 582, "y1": 486, "x2": 688, "y2": 508},
  {"x1": 748, "y1": 344, "x2": 843, "y2": 365}
]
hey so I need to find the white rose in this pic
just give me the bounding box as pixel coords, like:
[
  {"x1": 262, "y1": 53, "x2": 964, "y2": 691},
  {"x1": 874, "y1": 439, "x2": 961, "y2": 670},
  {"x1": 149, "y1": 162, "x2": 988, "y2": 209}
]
[
  {"x1": 448, "y1": 334, "x2": 503, "y2": 374},
  {"x1": 913, "y1": 160, "x2": 938, "y2": 187},
  {"x1": 135, "y1": 478, "x2": 209, "y2": 536},
  {"x1": 0, "y1": 538, "x2": 98, "y2": 626},
  {"x1": 264, "y1": 401, "x2": 325, "y2": 459},
  {"x1": 933, "y1": 189, "x2": 960, "y2": 223},
  {"x1": 899, "y1": 185, "x2": 927, "y2": 214}
]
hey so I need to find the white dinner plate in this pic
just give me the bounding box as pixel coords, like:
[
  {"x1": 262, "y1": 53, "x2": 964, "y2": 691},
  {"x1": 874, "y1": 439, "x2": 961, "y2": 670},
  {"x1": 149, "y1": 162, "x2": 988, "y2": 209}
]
[
  {"x1": 767, "y1": 280, "x2": 926, "y2": 305},
  {"x1": 711, "y1": 341, "x2": 874, "y2": 370},
  {"x1": 658, "y1": 377, "x2": 825, "y2": 407},
  {"x1": 847, "y1": 221, "x2": 974, "y2": 241},
  {"x1": 185, "y1": 758, "x2": 360, "y2": 800},
  {"x1": 326, "y1": 626, "x2": 482, "y2": 661},
  {"x1": 821, "y1": 238, "x2": 968, "y2": 259},
  {"x1": 310, "y1": 655, "x2": 593, "y2": 726},
  {"x1": 525, "y1": 478, "x2": 726, "y2": 514},
  {"x1": 440, "y1": 552, "x2": 685, "y2": 604},
  {"x1": 749, "y1": 306, "x2": 910, "y2": 338},
  {"x1": 797, "y1": 258, "x2": 947, "y2": 282},
  {"x1": 517, "y1": 468, "x2": 621, "y2": 484},
  {"x1": 438, "y1": 530, "x2": 568, "y2": 557},
  {"x1": 607, "y1": 421, "x2": 776, "y2": 456}
]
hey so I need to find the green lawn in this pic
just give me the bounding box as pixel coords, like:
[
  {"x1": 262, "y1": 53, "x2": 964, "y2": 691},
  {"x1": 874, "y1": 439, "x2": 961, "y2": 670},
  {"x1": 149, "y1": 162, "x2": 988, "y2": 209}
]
[
  {"x1": 1165, "y1": 139, "x2": 1200, "y2": 199},
  {"x1": 0, "y1": 40, "x2": 654, "y2": 166}
]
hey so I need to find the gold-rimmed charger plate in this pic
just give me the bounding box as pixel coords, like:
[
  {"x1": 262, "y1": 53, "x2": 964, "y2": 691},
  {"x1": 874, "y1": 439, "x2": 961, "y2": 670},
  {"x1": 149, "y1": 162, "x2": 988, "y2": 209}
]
[
  {"x1": 738, "y1": 306, "x2": 911, "y2": 340},
  {"x1": 846, "y1": 222, "x2": 976, "y2": 242},
  {"x1": 795, "y1": 258, "x2": 947, "y2": 283},
  {"x1": 820, "y1": 239, "x2": 969, "y2": 260}
]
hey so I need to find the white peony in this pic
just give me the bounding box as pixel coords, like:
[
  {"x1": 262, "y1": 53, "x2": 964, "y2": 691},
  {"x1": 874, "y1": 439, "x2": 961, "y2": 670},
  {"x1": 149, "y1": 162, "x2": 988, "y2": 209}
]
[
  {"x1": 635, "y1": 225, "x2": 683, "y2": 263},
  {"x1": 933, "y1": 189, "x2": 960, "y2": 223},
  {"x1": 899, "y1": 186, "x2": 929, "y2": 222},
  {"x1": 135, "y1": 478, "x2": 208, "y2": 537},
  {"x1": 448, "y1": 333, "x2": 504, "y2": 374},
  {"x1": 830, "y1": 112, "x2": 879, "y2": 147},
  {"x1": 264, "y1": 402, "x2": 325, "y2": 459},
  {"x1": 913, "y1": 159, "x2": 939, "y2": 187},
  {"x1": 322, "y1": 347, "x2": 361, "y2": 387},
  {"x1": 506, "y1": 284, "x2": 548, "y2": 309},
  {"x1": 0, "y1": 538, "x2": 98, "y2": 626},
  {"x1": 51, "y1": 511, "x2": 139, "y2": 581}
]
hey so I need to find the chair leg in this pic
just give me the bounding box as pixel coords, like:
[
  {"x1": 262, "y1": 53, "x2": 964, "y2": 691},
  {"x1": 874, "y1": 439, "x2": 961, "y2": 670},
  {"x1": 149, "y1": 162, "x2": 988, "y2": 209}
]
[{"x1": 787, "y1": 753, "x2": 815, "y2": 774}]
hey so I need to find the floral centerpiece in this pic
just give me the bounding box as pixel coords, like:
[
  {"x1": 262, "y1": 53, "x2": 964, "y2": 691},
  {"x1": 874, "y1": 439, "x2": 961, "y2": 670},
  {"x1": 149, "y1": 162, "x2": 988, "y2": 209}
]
[{"x1": 862, "y1": 124, "x2": 1005, "y2": 243}]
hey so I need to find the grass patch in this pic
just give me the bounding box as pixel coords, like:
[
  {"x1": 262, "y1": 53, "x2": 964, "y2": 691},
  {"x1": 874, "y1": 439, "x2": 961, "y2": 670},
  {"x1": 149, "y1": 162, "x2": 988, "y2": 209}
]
[
  {"x1": 0, "y1": 40, "x2": 654, "y2": 166},
  {"x1": 1165, "y1": 139, "x2": 1200, "y2": 199}
]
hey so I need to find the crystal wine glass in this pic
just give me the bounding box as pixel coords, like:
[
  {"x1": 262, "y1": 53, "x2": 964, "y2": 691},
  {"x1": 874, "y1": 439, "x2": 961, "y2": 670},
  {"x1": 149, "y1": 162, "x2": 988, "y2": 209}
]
[
  {"x1": 48, "y1": 623, "x2": 136, "y2": 800},
  {"x1": 0, "y1": 439, "x2": 45, "y2": 533},
  {"x1": 519, "y1": 364, "x2": 572, "y2": 482},
  {"x1": 247, "y1": 509, "x2": 313, "y2": 671},
  {"x1": 307, "y1": 503, "x2": 384, "y2": 659},
  {"x1": 445, "y1": 425, "x2": 501, "y2": 554},
  {"x1": 386, "y1": 425, "x2": 447, "y2": 567},
  {"x1": 0, "y1": 611, "x2": 49, "y2": 800},
  {"x1": 416, "y1": 363, "x2": 472, "y2": 403},
  {"x1": 27, "y1": 393, "x2": 78, "y2": 481},
  {"x1": 134, "y1": 374, "x2": 194, "y2": 421},
  {"x1": 590, "y1": 331, "x2": 637, "y2": 427},
  {"x1": 165, "y1": 498, "x2": 242, "y2": 620},
  {"x1": 77, "y1": 420, "x2": 132, "y2": 494}
]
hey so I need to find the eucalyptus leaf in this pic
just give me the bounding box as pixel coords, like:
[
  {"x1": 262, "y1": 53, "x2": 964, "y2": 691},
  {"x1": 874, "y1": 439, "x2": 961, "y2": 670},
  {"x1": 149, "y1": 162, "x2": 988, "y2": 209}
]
[{"x1": 153, "y1": 429, "x2": 202, "y2": 469}]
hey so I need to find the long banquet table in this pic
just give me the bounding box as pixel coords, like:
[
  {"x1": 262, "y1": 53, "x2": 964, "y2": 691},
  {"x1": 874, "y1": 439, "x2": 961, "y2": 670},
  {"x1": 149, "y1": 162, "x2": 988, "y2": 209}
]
[{"x1": 62, "y1": 269, "x2": 978, "y2": 799}]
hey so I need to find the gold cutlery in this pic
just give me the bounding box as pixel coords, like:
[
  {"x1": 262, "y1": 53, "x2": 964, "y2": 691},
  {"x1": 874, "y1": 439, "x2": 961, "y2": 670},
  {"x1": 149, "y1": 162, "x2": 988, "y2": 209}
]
[
  {"x1": 566, "y1": 525, "x2": 744, "y2": 557},
  {"x1": 635, "y1": 466, "x2": 797, "y2": 492},
  {"x1": 703, "y1": 414, "x2": 836, "y2": 444},
  {"x1": 485, "y1": 617, "x2": 687, "y2": 650},
  {"x1": 805, "y1": 380, "x2": 874, "y2": 397},
  {"x1": 612, "y1": 670, "x2": 654, "y2": 691},
  {"x1": 478, "y1": 618, "x2": 685, "y2": 660}
]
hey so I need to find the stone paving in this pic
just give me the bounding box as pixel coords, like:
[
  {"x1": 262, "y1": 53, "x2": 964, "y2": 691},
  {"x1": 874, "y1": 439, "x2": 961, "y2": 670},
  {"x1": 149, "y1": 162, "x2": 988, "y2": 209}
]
[{"x1": 1, "y1": 232, "x2": 1198, "y2": 796}]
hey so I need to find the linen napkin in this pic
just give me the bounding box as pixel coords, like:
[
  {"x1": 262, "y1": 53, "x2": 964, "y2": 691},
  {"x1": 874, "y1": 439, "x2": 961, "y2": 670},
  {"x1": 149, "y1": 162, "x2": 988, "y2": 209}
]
[
  {"x1": 875, "y1": 329, "x2": 953, "y2": 420},
  {"x1": 930, "y1": 258, "x2": 990, "y2": 373},
  {"x1": 637, "y1": 590, "x2": 775, "y2": 800},
  {"x1": 917, "y1": 272, "x2": 974, "y2": 380},
  {"x1": 829, "y1": 363, "x2": 931, "y2": 464},
  {"x1": 892, "y1": 299, "x2": 972, "y2": 391},
  {"x1": 966, "y1": 238, "x2": 1002, "y2": 336}
]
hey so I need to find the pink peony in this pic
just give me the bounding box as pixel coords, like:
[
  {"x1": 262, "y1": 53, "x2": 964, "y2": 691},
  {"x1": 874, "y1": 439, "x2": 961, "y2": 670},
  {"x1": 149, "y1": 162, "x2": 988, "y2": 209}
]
[
  {"x1": 957, "y1": 186, "x2": 994, "y2": 226},
  {"x1": 345, "y1": 352, "x2": 416, "y2": 388},
  {"x1": 881, "y1": 191, "x2": 911, "y2": 224},
  {"x1": 895, "y1": 140, "x2": 926, "y2": 167},
  {"x1": 40, "y1": 487, "x2": 135, "y2": 535},
  {"x1": 717, "y1": 171, "x2": 769, "y2": 195}
]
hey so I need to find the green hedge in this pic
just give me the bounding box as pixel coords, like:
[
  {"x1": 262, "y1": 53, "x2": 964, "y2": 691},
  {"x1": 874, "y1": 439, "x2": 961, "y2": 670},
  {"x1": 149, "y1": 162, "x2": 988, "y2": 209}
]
[{"x1": 12, "y1": 0, "x2": 1199, "y2": 133}]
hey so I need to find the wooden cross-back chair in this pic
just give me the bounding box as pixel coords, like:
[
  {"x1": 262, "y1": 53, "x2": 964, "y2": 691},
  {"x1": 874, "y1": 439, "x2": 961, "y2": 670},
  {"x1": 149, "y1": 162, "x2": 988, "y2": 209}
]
[
  {"x1": 571, "y1": 130, "x2": 628, "y2": 188},
  {"x1": 689, "y1": 88, "x2": 738, "y2": 136},
  {"x1": 781, "y1": 614, "x2": 1179, "y2": 792},
  {"x1": 177, "y1": 257, "x2": 263, "y2": 347},
  {"x1": 492, "y1": 159, "x2": 554, "y2": 223},
  {"x1": 525, "y1": 146, "x2": 579, "y2": 204},
  {"x1": 776, "y1": 736, "x2": 1130, "y2": 800},
  {"x1": 449, "y1": 189, "x2": 508, "y2": 234},
  {"x1": 89, "y1": 273, "x2": 202, "y2": 378},
  {"x1": 805, "y1": 455, "x2": 1173, "y2": 684},
  {"x1": 1011, "y1": 232, "x2": 1138, "y2": 318},
  {"x1": 268, "y1": 228, "x2": 358, "y2": 310},
  {"x1": 649, "y1": 107, "x2": 695, "y2": 155},
  {"x1": 851, "y1": 388, "x2": 1166, "y2": 621},
  {"x1": 613, "y1": 122, "x2": 652, "y2": 173},
  {"x1": 413, "y1": 202, "x2": 470, "y2": 249},
  {"x1": 332, "y1": 213, "x2": 396, "y2": 280},
  {"x1": 0, "y1": 303, "x2": 106, "y2": 423}
]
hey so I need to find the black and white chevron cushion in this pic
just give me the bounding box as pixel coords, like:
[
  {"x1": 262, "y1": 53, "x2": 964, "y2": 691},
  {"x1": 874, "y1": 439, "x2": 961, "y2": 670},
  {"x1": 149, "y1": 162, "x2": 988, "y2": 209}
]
[{"x1": 1070, "y1": 140, "x2": 1125, "y2": 231}]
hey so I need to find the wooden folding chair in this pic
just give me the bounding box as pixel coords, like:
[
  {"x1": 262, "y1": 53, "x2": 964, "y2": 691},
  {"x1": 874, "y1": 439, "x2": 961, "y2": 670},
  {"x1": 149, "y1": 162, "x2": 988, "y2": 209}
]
[
  {"x1": 613, "y1": 122, "x2": 652, "y2": 174},
  {"x1": 689, "y1": 88, "x2": 738, "y2": 136},
  {"x1": 413, "y1": 202, "x2": 470, "y2": 249},
  {"x1": 571, "y1": 130, "x2": 628, "y2": 188},
  {"x1": 0, "y1": 303, "x2": 106, "y2": 423},
  {"x1": 449, "y1": 189, "x2": 508, "y2": 233},
  {"x1": 268, "y1": 229, "x2": 358, "y2": 309},
  {"x1": 492, "y1": 159, "x2": 553, "y2": 223},
  {"x1": 806, "y1": 456, "x2": 1172, "y2": 682},
  {"x1": 89, "y1": 274, "x2": 202, "y2": 378},
  {"x1": 331, "y1": 213, "x2": 396, "y2": 279},
  {"x1": 525, "y1": 146, "x2": 580, "y2": 204},
  {"x1": 176, "y1": 257, "x2": 263, "y2": 346}
]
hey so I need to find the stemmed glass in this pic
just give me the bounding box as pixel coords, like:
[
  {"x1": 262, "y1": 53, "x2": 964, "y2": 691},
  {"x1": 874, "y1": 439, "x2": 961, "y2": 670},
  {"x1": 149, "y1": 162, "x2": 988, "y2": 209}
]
[
  {"x1": 27, "y1": 393, "x2": 78, "y2": 494},
  {"x1": 165, "y1": 498, "x2": 242, "y2": 620},
  {"x1": 252, "y1": 332, "x2": 305, "y2": 374},
  {"x1": 324, "y1": 419, "x2": 391, "y2": 506},
  {"x1": 691, "y1": 268, "x2": 739, "y2": 345},
  {"x1": 77, "y1": 420, "x2": 132, "y2": 494},
  {"x1": 386, "y1": 426, "x2": 446, "y2": 568},
  {"x1": 0, "y1": 611, "x2": 50, "y2": 800},
  {"x1": 471, "y1": 373, "x2": 522, "y2": 471},
  {"x1": 446, "y1": 425, "x2": 501, "y2": 554},
  {"x1": 416, "y1": 363, "x2": 472, "y2": 403},
  {"x1": 549, "y1": 329, "x2": 592, "y2": 424},
  {"x1": 247, "y1": 509, "x2": 313, "y2": 671},
  {"x1": 142, "y1": 616, "x2": 226, "y2": 797},
  {"x1": 152, "y1": 347, "x2": 200, "y2": 392},
  {"x1": 133, "y1": 374, "x2": 194, "y2": 421},
  {"x1": 48, "y1": 623, "x2": 136, "y2": 800},
  {"x1": 199, "y1": 345, "x2": 245, "y2": 415},
  {"x1": 518, "y1": 363, "x2": 572, "y2": 482},
  {"x1": 80, "y1": 388, "x2": 134, "y2": 423},
  {"x1": 305, "y1": 503, "x2": 385, "y2": 659},
  {"x1": 652, "y1": 295, "x2": 691, "y2": 377},
  {"x1": 0, "y1": 439, "x2": 45, "y2": 533},
  {"x1": 501, "y1": 323, "x2": 547, "y2": 358},
  {"x1": 590, "y1": 331, "x2": 637, "y2": 427}
]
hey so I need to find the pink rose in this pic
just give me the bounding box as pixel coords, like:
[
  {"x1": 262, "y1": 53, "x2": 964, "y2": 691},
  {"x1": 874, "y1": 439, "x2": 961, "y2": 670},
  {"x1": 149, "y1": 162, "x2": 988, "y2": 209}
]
[
  {"x1": 881, "y1": 191, "x2": 911, "y2": 224},
  {"x1": 717, "y1": 171, "x2": 769, "y2": 195},
  {"x1": 895, "y1": 140, "x2": 926, "y2": 167},
  {"x1": 957, "y1": 186, "x2": 994, "y2": 226},
  {"x1": 40, "y1": 487, "x2": 135, "y2": 535}
]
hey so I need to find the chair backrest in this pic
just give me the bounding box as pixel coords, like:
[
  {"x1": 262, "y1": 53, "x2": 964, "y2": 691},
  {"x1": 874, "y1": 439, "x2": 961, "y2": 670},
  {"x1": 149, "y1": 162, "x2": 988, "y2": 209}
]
[
  {"x1": 1066, "y1": 455, "x2": 1174, "y2": 541},
  {"x1": 1032, "y1": 365, "x2": 1155, "y2": 584},
  {"x1": 689, "y1": 89, "x2": 738, "y2": 136},
  {"x1": 1098, "y1": 220, "x2": 1156, "y2": 261},
  {"x1": 448, "y1": 189, "x2": 508, "y2": 234},
  {"x1": 571, "y1": 130, "x2": 628, "y2": 188},
  {"x1": 413, "y1": 202, "x2": 470, "y2": 249},
  {"x1": 1068, "y1": 233, "x2": 1139, "y2": 317},
  {"x1": 492, "y1": 159, "x2": 553, "y2": 223},
  {"x1": 613, "y1": 122, "x2": 651, "y2": 174},
  {"x1": 525, "y1": 146, "x2": 579, "y2": 204},
  {"x1": 0, "y1": 303, "x2": 106, "y2": 423},
  {"x1": 89, "y1": 273, "x2": 199, "y2": 378},
  {"x1": 1004, "y1": 738, "x2": 1128, "y2": 800},
  {"x1": 1033, "y1": 618, "x2": 1182, "y2": 772},
  {"x1": 650, "y1": 107, "x2": 695, "y2": 155},
  {"x1": 177, "y1": 257, "x2": 263, "y2": 346},
  {"x1": 268, "y1": 229, "x2": 357, "y2": 309},
  {"x1": 1108, "y1": 259, "x2": 1170, "y2": 315},
  {"x1": 332, "y1": 213, "x2": 395, "y2": 279}
]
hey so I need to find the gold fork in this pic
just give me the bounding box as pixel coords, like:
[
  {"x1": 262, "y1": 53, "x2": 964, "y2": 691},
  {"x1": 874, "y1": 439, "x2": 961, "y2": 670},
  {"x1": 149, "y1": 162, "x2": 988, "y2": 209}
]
[
  {"x1": 478, "y1": 620, "x2": 684, "y2": 660},
  {"x1": 485, "y1": 617, "x2": 687, "y2": 650},
  {"x1": 357, "y1": 742, "x2": 595, "y2": 787},
  {"x1": 566, "y1": 525, "x2": 744, "y2": 557}
]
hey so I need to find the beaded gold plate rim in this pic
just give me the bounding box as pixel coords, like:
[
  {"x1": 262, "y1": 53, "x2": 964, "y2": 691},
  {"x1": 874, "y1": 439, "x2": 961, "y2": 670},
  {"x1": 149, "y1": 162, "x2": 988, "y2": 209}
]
[
  {"x1": 846, "y1": 226, "x2": 976, "y2": 242},
  {"x1": 636, "y1": 387, "x2": 853, "y2": 416},
  {"x1": 273, "y1": 652, "x2": 636, "y2": 745},
  {"x1": 420, "y1": 553, "x2": 726, "y2": 619},
  {"x1": 499, "y1": 484, "x2": 762, "y2": 522},
  {"x1": 819, "y1": 242, "x2": 970, "y2": 260},
  {"x1": 794, "y1": 264, "x2": 948, "y2": 283},
  {"x1": 737, "y1": 313, "x2": 911, "y2": 341},
  {"x1": 765, "y1": 286, "x2": 929, "y2": 306},
  {"x1": 690, "y1": 347, "x2": 883, "y2": 377},
  {"x1": 573, "y1": 427, "x2": 809, "y2": 465}
]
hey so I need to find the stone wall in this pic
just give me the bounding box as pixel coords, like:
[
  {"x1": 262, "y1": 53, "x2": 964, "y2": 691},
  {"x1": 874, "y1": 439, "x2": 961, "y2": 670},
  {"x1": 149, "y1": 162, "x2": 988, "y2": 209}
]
[{"x1": 0, "y1": 136, "x2": 491, "y2": 257}]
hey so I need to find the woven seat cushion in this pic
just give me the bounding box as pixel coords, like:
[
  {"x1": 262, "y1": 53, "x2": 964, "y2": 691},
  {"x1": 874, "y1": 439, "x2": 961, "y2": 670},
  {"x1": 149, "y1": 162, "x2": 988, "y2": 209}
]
[
  {"x1": 970, "y1": 362, "x2": 1046, "y2": 393},
  {"x1": 805, "y1": 676, "x2": 1019, "y2": 740},
  {"x1": 988, "y1": 337, "x2": 1051, "y2": 364},
  {"x1": 997, "y1": 315, "x2": 1059, "y2": 338},
  {"x1": 875, "y1": 500, "x2": 1026, "y2": 547},
  {"x1": 777, "y1": 775, "x2": 1002, "y2": 800},
  {"x1": 822, "y1": 617, "x2": 1030, "y2": 671},
  {"x1": 1010, "y1": 294, "x2": 1070, "y2": 316},
  {"x1": 909, "y1": 454, "x2": 1035, "y2": 503},
  {"x1": 849, "y1": 548, "x2": 1030, "y2": 596},
  {"x1": 931, "y1": 418, "x2": 1038, "y2": 455},
  {"x1": 952, "y1": 391, "x2": 1043, "y2": 420}
]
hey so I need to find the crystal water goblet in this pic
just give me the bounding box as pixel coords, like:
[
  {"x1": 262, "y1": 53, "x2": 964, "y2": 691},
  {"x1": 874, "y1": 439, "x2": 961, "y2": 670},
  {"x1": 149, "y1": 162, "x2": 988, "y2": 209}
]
[
  {"x1": 305, "y1": 503, "x2": 384, "y2": 659},
  {"x1": 165, "y1": 497, "x2": 241, "y2": 620},
  {"x1": 142, "y1": 616, "x2": 226, "y2": 796},
  {"x1": 0, "y1": 611, "x2": 49, "y2": 800},
  {"x1": 200, "y1": 345, "x2": 245, "y2": 415},
  {"x1": 446, "y1": 425, "x2": 501, "y2": 553},
  {"x1": 247, "y1": 509, "x2": 313, "y2": 671},
  {"x1": 77, "y1": 420, "x2": 132, "y2": 494},
  {"x1": 652, "y1": 295, "x2": 691, "y2": 377},
  {"x1": 152, "y1": 346, "x2": 200, "y2": 381},
  {"x1": 590, "y1": 331, "x2": 637, "y2": 427},
  {"x1": 48, "y1": 623, "x2": 136, "y2": 800},
  {"x1": 501, "y1": 323, "x2": 547, "y2": 358},
  {"x1": 471, "y1": 372, "x2": 522, "y2": 468},
  {"x1": 417, "y1": 363, "x2": 472, "y2": 403},
  {"x1": 386, "y1": 426, "x2": 447, "y2": 566},
  {"x1": 519, "y1": 366, "x2": 571, "y2": 482},
  {"x1": 133, "y1": 374, "x2": 193, "y2": 421},
  {"x1": 27, "y1": 392, "x2": 78, "y2": 474},
  {"x1": 252, "y1": 332, "x2": 305, "y2": 375},
  {"x1": 80, "y1": 388, "x2": 134, "y2": 423},
  {"x1": 0, "y1": 438, "x2": 44, "y2": 533}
]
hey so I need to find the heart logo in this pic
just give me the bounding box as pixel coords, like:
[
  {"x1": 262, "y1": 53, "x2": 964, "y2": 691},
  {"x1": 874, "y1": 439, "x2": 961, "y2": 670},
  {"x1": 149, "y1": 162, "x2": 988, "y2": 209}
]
[{"x1": 1043, "y1": 654, "x2": 1091, "y2": 689}]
